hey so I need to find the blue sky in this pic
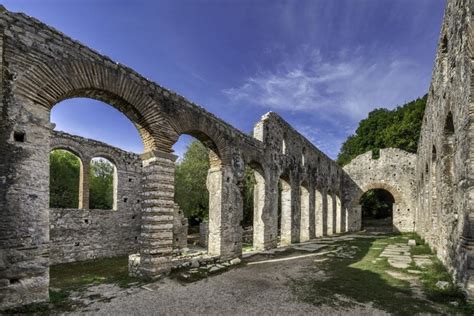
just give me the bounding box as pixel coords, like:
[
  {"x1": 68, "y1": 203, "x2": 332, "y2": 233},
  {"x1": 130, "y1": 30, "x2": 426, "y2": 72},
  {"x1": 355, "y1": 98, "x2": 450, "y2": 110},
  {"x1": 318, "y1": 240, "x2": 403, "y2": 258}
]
[{"x1": 4, "y1": 0, "x2": 446, "y2": 159}]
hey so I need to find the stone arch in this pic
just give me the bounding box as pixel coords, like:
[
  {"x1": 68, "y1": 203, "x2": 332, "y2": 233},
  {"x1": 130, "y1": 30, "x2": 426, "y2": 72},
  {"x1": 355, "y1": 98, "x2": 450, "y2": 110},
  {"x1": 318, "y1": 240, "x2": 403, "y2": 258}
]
[
  {"x1": 49, "y1": 144, "x2": 85, "y2": 164},
  {"x1": 352, "y1": 182, "x2": 403, "y2": 205},
  {"x1": 14, "y1": 59, "x2": 176, "y2": 152},
  {"x1": 343, "y1": 149, "x2": 416, "y2": 232}
]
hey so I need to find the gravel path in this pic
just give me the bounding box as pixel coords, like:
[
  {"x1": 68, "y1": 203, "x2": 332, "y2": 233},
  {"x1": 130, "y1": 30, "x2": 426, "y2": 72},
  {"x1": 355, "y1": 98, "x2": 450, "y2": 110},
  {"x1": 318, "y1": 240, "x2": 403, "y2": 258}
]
[{"x1": 72, "y1": 242, "x2": 386, "y2": 315}]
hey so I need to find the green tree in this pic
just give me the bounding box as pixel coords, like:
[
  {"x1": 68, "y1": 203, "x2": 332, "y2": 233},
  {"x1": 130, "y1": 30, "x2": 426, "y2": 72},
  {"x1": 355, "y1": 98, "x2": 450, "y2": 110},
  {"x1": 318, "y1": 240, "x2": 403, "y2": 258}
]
[
  {"x1": 337, "y1": 95, "x2": 427, "y2": 221},
  {"x1": 337, "y1": 95, "x2": 427, "y2": 166},
  {"x1": 175, "y1": 140, "x2": 256, "y2": 226},
  {"x1": 175, "y1": 140, "x2": 210, "y2": 224},
  {"x1": 49, "y1": 149, "x2": 81, "y2": 208},
  {"x1": 89, "y1": 158, "x2": 114, "y2": 210}
]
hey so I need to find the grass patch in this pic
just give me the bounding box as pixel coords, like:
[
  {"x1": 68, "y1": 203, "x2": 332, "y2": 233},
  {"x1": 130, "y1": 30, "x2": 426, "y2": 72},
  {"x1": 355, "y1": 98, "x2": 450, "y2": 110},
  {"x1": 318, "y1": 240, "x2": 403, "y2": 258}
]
[
  {"x1": 291, "y1": 234, "x2": 439, "y2": 315},
  {"x1": 5, "y1": 256, "x2": 142, "y2": 314},
  {"x1": 50, "y1": 256, "x2": 141, "y2": 290}
]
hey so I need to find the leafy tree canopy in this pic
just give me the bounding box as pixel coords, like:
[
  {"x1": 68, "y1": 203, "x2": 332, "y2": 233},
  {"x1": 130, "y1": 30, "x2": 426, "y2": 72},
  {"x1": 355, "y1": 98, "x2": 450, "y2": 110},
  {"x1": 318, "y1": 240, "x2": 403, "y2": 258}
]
[
  {"x1": 89, "y1": 158, "x2": 114, "y2": 210},
  {"x1": 174, "y1": 139, "x2": 255, "y2": 226},
  {"x1": 50, "y1": 150, "x2": 115, "y2": 210},
  {"x1": 50, "y1": 149, "x2": 81, "y2": 208},
  {"x1": 337, "y1": 95, "x2": 427, "y2": 166}
]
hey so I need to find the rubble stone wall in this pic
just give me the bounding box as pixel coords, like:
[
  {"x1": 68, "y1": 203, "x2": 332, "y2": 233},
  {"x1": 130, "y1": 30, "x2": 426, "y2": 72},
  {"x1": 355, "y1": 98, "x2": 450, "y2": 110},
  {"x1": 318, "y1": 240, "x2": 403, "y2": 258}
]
[{"x1": 343, "y1": 148, "x2": 417, "y2": 232}]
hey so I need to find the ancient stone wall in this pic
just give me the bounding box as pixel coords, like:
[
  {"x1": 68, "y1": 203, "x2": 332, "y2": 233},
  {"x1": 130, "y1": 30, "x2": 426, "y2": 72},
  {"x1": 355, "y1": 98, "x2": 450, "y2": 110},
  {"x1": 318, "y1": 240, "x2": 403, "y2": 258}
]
[
  {"x1": 414, "y1": 0, "x2": 474, "y2": 293},
  {"x1": 343, "y1": 148, "x2": 417, "y2": 232},
  {"x1": 6, "y1": 0, "x2": 473, "y2": 308},
  {"x1": 252, "y1": 112, "x2": 346, "y2": 248},
  {"x1": 49, "y1": 131, "x2": 142, "y2": 264}
]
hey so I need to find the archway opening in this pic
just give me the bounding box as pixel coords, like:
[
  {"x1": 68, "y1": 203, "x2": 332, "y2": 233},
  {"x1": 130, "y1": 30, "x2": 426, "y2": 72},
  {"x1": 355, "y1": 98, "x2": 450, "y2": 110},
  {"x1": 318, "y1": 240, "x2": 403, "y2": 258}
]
[
  {"x1": 48, "y1": 97, "x2": 146, "y2": 289},
  {"x1": 49, "y1": 149, "x2": 82, "y2": 209},
  {"x1": 173, "y1": 136, "x2": 210, "y2": 255},
  {"x1": 360, "y1": 189, "x2": 395, "y2": 232},
  {"x1": 172, "y1": 131, "x2": 226, "y2": 257},
  {"x1": 89, "y1": 157, "x2": 117, "y2": 210},
  {"x1": 240, "y1": 162, "x2": 266, "y2": 252}
]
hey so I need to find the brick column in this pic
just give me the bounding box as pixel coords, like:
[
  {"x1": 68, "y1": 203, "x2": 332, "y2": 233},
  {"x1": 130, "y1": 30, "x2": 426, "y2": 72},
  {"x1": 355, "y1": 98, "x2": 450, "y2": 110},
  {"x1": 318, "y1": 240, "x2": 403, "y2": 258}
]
[{"x1": 138, "y1": 150, "x2": 176, "y2": 278}]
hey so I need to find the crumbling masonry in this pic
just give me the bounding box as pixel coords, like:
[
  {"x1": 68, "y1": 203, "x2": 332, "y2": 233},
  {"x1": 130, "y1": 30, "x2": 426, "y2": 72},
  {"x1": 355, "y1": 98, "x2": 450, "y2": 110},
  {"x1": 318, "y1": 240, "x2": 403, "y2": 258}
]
[{"x1": 1, "y1": 0, "x2": 474, "y2": 309}]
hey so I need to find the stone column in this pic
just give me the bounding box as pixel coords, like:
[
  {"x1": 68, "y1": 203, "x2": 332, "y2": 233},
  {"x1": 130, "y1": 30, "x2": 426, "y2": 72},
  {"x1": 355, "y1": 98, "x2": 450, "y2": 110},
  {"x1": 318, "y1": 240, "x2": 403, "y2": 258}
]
[
  {"x1": 291, "y1": 184, "x2": 301, "y2": 243},
  {"x1": 280, "y1": 179, "x2": 292, "y2": 246},
  {"x1": 335, "y1": 195, "x2": 342, "y2": 233},
  {"x1": 78, "y1": 158, "x2": 90, "y2": 209},
  {"x1": 252, "y1": 170, "x2": 269, "y2": 250},
  {"x1": 299, "y1": 186, "x2": 310, "y2": 242},
  {"x1": 0, "y1": 101, "x2": 52, "y2": 309},
  {"x1": 308, "y1": 188, "x2": 316, "y2": 239},
  {"x1": 315, "y1": 188, "x2": 324, "y2": 237},
  {"x1": 326, "y1": 192, "x2": 334, "y2": 235},
  {"x1": 321, "y1": 189, "x2": 329, "y2": 236},
  {"x1": 207, "y1": 165, "x2": 243, "y2": 259},
  {"x1": 137, "y1": 150, "x2": 176, "y2": 278}
]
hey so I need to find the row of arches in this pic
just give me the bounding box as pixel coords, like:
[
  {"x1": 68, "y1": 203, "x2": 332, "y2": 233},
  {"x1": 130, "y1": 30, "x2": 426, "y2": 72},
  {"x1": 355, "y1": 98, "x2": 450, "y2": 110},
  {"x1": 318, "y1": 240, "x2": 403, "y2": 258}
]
[
  {"x1": 417, "y1": 110, "x2": 455, "y2": 245},
  {"x1": 278, "y1": 175, "x2": 344, "y2": 246},
  {"x1": 49, "y1": 149, "x2": 118, "y2": 210}
]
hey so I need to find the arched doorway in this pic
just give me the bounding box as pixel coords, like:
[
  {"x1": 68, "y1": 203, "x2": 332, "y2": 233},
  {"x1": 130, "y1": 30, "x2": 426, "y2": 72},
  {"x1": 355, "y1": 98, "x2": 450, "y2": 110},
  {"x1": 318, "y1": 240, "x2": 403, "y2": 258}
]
[{"x1": 360, "y1": 189, "x2": 395, "y2": 232}]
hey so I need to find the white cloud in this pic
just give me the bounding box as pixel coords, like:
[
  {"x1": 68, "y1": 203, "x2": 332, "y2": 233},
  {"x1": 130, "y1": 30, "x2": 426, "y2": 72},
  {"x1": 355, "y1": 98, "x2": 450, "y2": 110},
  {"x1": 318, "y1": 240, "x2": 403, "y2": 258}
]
[{"x1": 223, "y1": 47, "x2": 428, "y2": 122}]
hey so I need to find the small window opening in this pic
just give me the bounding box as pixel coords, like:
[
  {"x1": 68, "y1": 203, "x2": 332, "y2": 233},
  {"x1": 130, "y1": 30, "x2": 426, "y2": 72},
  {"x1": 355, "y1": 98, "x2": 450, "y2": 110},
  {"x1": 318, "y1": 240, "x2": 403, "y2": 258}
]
[{"x1": 13, "y1": 131, "x2": 25, "y2": 142}]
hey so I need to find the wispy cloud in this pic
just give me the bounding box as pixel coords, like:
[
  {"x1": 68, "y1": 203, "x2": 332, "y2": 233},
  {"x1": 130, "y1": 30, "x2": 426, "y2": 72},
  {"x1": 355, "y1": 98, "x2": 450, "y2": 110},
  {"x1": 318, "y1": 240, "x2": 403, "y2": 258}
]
[{"x1": 223, "y1": 47, "x2": 428, "y2": 122}]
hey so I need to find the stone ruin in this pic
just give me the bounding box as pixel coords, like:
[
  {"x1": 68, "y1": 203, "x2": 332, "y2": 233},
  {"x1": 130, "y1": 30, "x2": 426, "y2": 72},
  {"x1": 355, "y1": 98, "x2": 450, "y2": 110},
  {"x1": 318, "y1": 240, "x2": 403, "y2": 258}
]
[{"x1": 2, "y1": 0, "x2": 474, "y2": 309}]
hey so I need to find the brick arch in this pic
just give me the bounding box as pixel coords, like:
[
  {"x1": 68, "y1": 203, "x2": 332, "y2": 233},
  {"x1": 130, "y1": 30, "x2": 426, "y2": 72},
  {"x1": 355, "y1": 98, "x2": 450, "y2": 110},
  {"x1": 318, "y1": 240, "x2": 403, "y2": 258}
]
[
  {"x1": 13, "y1": 59, "x2": 178, "y2": 152},
  {"x1": 168, "y1": 113, "x2": 235, "y2": 165}
]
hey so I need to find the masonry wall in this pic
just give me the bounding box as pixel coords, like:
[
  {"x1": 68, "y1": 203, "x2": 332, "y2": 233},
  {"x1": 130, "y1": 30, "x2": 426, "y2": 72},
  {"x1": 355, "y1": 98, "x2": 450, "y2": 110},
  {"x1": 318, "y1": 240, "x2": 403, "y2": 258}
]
[
  {"x1": 49, "y1": 131, "x2": 143, "y2": 264},
  {"x1": 343, "y1": 148, "x2": 417, "y2": 232},
  {"x1": 414, "y1": 0, "x2": 474, "y2": 291}
]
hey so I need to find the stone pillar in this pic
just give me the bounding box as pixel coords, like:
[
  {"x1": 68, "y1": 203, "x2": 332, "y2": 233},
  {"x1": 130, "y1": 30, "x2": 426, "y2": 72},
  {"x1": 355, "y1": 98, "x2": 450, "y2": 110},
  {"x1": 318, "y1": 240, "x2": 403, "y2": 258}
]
[
  {"x1": 327, "y1": 192, "x2": 334, "y2": 235},
  {"x1": 78, "y1": 158, "x2": 90, "y2": 209},
  {"x1": 321, "y1": 189, "x2": 328, "y2": 236},
  {"x1": 335, "y1": 195, "x2": 342, "y2": 233},
  {"x1": 315, "y1": 188, "x2": 324, "y2": 237},
  {"x1": 0, "y1": 101, "x2": 52, "y2": 309},
  {"x1": 207, "y1": 165, "x2": 243, "y2": 259},
  {"x1": 299, "y1": 186, "x2": 310, "y2": 242},
  {"x1": 137, "y1": 150, "x2": 176, "y2": 278},
  {"x1": 280, "y1": 179, "x2": 292, "y2": 246},
  {"x1": 252, "y1": 170, "x2": 268, "y2": 250},
  {"x1": 291, "y1": 184, "x2": 301, "y2": 243},
  {"x1": 308, "y1": 188, "x2": 316, "y2": 239}
]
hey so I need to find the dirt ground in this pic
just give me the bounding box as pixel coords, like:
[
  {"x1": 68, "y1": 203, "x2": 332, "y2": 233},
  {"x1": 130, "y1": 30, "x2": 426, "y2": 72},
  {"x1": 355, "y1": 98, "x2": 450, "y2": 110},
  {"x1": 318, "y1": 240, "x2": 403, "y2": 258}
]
[{"x1": 72, "y1": 240, "x2": 386, "y2": 315}]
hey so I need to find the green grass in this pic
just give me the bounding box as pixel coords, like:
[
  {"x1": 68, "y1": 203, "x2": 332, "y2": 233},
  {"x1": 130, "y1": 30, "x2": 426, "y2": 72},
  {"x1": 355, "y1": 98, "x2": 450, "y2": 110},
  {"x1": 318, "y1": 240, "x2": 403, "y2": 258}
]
[
  {"x1": 291, "y1": 235, "x2": 439, "y2": 315},
  {"x1": 289, "y1": 233, "x2": 474, "y2": 315},
  {"x1": 50, "y1": 256, "x2": 140, "y2": 290},
  {"x1": 4, "y1": 256, "x2": 141, "y2": 314}
]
